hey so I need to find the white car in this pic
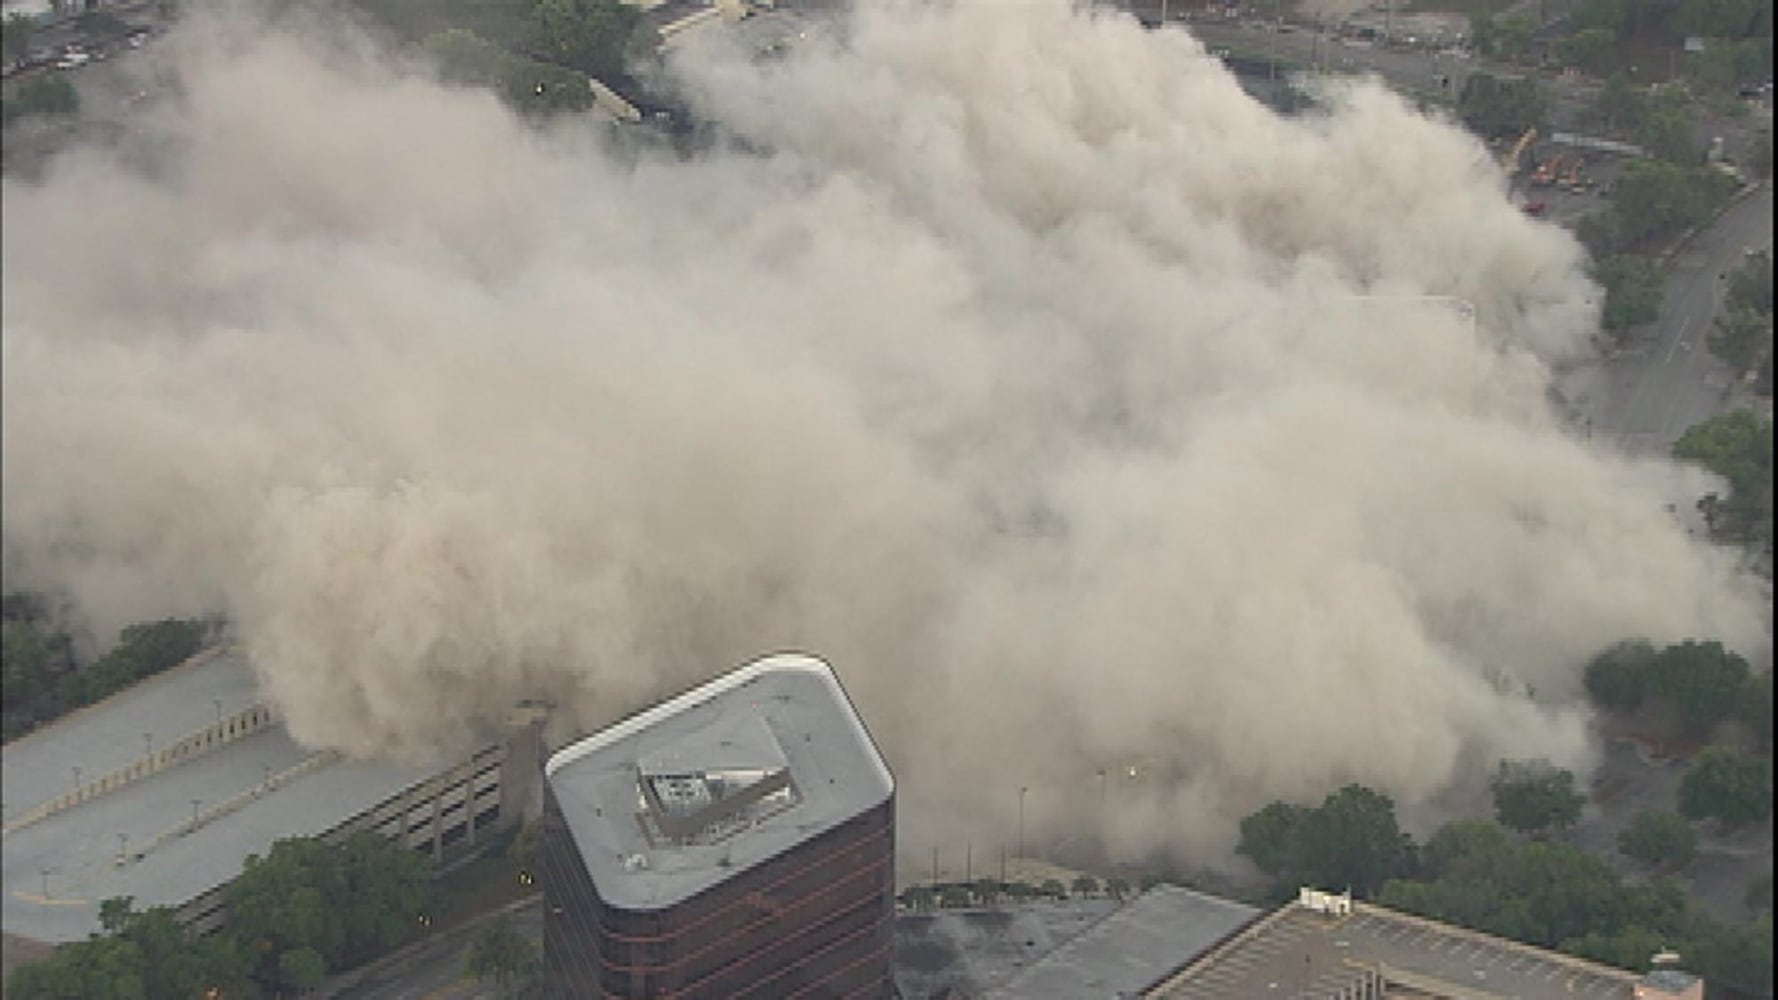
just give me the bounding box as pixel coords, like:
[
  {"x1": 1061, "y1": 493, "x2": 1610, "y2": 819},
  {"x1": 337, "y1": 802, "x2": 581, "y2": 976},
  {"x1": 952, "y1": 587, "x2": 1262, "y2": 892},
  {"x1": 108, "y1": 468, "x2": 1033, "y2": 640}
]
[{"x1": 55, "y1": 51, "x2": 90, "y2": 70}]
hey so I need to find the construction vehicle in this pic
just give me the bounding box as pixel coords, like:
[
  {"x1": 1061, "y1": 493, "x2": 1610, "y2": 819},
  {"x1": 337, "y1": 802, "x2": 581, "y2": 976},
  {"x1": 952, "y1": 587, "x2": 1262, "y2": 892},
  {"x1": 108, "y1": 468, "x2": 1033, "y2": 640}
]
[
  {"x1": 1561, "y1": 158, "x2": 1587, "y2": 191},
  {"x1": 1501, "y1": 127, "x2": 1536, "y2": 178},
  {"x1": 1531, "y1": 153, "x2": 1566, "y2": 186}
]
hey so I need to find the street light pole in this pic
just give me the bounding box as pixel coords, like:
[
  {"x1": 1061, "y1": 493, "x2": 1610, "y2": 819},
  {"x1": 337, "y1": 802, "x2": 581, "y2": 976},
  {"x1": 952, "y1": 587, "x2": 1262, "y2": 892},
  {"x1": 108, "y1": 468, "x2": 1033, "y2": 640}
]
[{"x1": 1017, "y1": 786, "x2": 1029, "y2": 859}]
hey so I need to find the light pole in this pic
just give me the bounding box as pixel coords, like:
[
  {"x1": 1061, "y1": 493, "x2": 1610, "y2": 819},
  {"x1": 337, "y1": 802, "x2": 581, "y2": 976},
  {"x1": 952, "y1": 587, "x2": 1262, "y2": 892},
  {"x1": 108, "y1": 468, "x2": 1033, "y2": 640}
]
[
  {"x1": 1017, "y1": 786, "x2": 1029, "y2": 859},
  {"x1": 1098, "y1": 769, "x2": 1108, "y2": 811},
  {"x1": 143, "y1": 732, "x2": 154, "y2": 760},
  {"x1": 72, "y1": 766, "x2": 82, "y2": 797},
  {"x1": 190, "y1": 798, "x2": 201, "y2": 829},
  {"x1": 213, "y1": 699, "x2": 223, "y2": 727}
]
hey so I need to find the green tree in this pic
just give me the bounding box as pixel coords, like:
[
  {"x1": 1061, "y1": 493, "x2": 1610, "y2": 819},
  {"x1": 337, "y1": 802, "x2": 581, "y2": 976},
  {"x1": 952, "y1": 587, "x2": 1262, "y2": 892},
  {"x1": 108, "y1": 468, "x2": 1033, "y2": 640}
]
[
  {"x1": 1491, "y1": 760, "x2": 1586, "y2": 836},
  {"x1": 1709, "y1": 306, "x2": 1774, "y2": 373},
  {"x1": 1678, "y1": 746, "x2": 1773, "y2": 826},
  {"x1": 523, "y1": 0, "x2": 641, "y2": 79},
  {"x1": 1612, "y1": 160, "x2": 1734, "y2": 248},
  {"x1": 7, "y1": 898, "x2": 253, "y2": 1000},
  {"x1": 1295, "y1": 785, "x2": 1417, "y2": 897},
  {"x1": 2, "y1": 11, "x2": 34, "y2": 63},
  {"x1": 1572, "y1": 0, "x2": 1632, "y2": 36},
  {"x1": 1105, "y1": 877, "x2": 1131, "y2": 900},
  {"x1": 1646, "y1": 640, "x2": 1752, "y2": 735},
  {"x1": 1617, "y1": 809, "x2": 1699, "y2": 868},
  {"x1": 1725, "y1": 250, "x2": 1774, "y2": 315},
  {"x1": 463, "y1": 916, "x2": 537, "y2": 995},
  {"x1": 1419, "y1": 818, "x2": 1515, "y2": 881},
  {"x1": 1588, "y1": 74, "x2": 1645, "y2": 135},
  {"x1": 1040, "y1": 878, "x2": 1068, "y2": 898},
  {"x1": 1560, "y1": 924, "x2": 1674, "y2": 971},
  {"x1": 9, "y1": 75, "x2": 78, "y2": 121},
  {"x1": 1237, "y1": 801, "x2": 1310, "y2": 877},
  {"x1": 423, "y1": 28, "x2": 594, "y2": 115},
  {"x1": 1747, "y1": 870, "x2": 1773, "y2": 914},
  {"x1": 1594, "y1": 254, "x2": 1664, "y2": 331},
  {"x1": 1738, "y1": 670, "x2": 1772, "y2": 752},
  {"x1": 1, "y1": 619, "x2": 52, "y2": 708},
  {"x1": 1071, "y1": 875, "x2": 1100, "y2": 896},
  {"x1": 1557, "y1": 28, "x2": 1619, "y2": 76},
  {"x1": 1584, "y1": 638, "x2": 1657, "y2": 710},
  {"x1": 1673, "y1": 409, "x2": 1774, "y2": 546},
  {"x1": 1457, "y1": 72, "x2": 1548, "y2": 139},
  {"x1": 1672, "y1": 0, "x2": 1770, "y2": 40},
  {"x1": 279, "y1": 947, "x2": 326, "y2": 990}
]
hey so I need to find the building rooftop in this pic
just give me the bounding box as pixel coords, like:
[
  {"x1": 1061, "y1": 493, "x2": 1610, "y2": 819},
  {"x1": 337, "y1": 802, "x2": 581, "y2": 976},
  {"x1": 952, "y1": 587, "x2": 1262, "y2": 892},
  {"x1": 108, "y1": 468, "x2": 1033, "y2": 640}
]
[
  {"x1": 1, "y1": 650, "x2": 444, "y2": 944},
  {"x1": 544, "y1": 652, "x2": 893, "y2": 912},
  {"x1": 1147, "y1": 897, "x2": 1644, "y2": 999},
  {"x1": 985, "y1": 885, "x2": 1261, "y2": 999},
  {"x1": 893, "y1": 898, "x2": 1124, "y2": 998},
  {"x1": 1, "y1": 648, "x2": 258, "y2": 829}
]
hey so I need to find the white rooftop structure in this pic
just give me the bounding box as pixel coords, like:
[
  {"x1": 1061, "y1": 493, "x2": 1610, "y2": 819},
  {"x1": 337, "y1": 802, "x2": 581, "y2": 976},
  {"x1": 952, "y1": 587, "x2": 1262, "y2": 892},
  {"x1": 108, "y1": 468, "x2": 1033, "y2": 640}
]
[
  {"x1": 0, "y1": 650, "x2": 447, "y2": 944},
  {"x1": 545, "y1": 652, "x2": 893, "y2": 911}
]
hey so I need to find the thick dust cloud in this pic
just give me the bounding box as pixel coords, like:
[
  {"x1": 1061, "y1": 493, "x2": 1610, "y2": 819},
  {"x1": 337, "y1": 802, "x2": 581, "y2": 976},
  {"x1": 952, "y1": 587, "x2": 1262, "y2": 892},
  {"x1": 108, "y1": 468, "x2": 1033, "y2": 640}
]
[{"x1": 1, "y1": 0, "x2": 1767, "y2": 868}]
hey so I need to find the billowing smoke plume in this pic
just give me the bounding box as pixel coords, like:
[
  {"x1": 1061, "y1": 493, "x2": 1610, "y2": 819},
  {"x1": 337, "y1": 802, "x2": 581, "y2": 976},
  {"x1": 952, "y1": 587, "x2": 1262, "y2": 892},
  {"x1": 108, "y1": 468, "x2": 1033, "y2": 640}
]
[{"x1": 2, "y1": 0, "x2": 1766, "y2": 871}]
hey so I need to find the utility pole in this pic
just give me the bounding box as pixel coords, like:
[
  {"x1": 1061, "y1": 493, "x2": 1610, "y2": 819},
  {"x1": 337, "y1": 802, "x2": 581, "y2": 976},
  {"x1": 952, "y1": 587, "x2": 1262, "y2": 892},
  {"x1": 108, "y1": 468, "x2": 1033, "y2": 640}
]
[{"x1": 1018, "y1": 786, "x2": 1029, "y2": 859}]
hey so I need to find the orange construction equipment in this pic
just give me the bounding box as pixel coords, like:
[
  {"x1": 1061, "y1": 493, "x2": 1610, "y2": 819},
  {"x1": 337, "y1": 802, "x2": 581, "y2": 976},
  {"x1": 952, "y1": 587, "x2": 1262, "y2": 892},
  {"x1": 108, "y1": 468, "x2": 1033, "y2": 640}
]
[{"x1": 1501, "y1": 127, "x2": 1537, "y2": 178}]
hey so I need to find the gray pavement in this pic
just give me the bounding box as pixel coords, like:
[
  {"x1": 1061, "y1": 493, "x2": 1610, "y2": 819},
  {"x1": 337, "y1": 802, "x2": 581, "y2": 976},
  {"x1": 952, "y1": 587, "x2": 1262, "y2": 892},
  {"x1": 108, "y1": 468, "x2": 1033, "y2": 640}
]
[
  {"x1": 0, "y1": 648, "x2": 257, "y2": 828},
  {"x1": 1559, "y1": 184, "x2": 1774, "y2": 456}
]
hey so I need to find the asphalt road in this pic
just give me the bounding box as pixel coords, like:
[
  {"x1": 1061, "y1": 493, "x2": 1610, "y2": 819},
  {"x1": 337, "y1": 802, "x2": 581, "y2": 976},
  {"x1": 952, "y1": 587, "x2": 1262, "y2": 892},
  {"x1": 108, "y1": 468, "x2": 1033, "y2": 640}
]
[
  {"x1": 1561, "y1": 183, "x2": 1775, "y2": 457},
  {"x1": 327, "y1": 897, "x2": 543, "y2": 1000}
]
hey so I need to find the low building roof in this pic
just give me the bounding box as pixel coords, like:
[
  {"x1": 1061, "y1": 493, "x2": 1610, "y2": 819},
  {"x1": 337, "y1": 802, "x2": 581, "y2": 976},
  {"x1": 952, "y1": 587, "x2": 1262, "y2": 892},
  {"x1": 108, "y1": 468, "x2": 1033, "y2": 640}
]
[
  {"x1": 544, "y1": 652, "x2": 893, "y2": 912},
  {"x1": 1, "y1": 651, "x2": 447, "y2": 944},
  {"x1": 985, "y1": 885, "x2": 1262, "y2": 999},
  {"x1": 1148, "y1": 899, "x2": 1644, "y2": 999}
]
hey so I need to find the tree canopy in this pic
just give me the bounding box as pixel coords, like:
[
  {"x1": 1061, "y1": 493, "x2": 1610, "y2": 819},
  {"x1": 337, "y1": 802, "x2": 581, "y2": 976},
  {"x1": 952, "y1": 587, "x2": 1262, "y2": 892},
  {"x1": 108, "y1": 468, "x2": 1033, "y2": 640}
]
[
  {"x1": 1372, "y1": 817, "x2": 1770, "y2": 990},
  {"x1": 1457, "y1": 72, "x2": 1547, "y2": 139},
  {"x1": 1582, "y1": 637, "x2": 1762, "y2": 738},
  {"x1": 1678, "y1": 746, "x2": 1773, "y2": 826},
  {"x1": 423, "y1": 28, "x2": 594, "y2": 116},
  {"x1": 1673, "y1": 409, "x2": 1774, "y2": 548},
  {"x1": 1594, "y1": 254, "x2": 1664, "y2": 331},
  {"x1": 1490, "y1": 760, "x2": 1586, "y2": 835},
  {"x1": 1616, "y1": 809, "x2": 1699, "y2": 868},
  {"x1": 1611, "y1": 160, "x2": 1737, "y2": 249},
  {"x1": 523, "y1": 0, "x2": 642, "y2": 80},
  {"x1": 229, "y1": 830, "x2": 437, "y2": 990},
  {"x1": 1237, "y1": 785, "x2": 1416, "y2": 897},
  {"x1": 7, "y1": 899, "x2": 255, "y2": 1000}
]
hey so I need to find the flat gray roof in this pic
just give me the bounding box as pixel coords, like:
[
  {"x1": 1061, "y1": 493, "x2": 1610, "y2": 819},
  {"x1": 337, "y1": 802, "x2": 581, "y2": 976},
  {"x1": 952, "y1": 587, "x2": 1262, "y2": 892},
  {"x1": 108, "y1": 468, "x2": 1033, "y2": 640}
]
[
  {"x1": 986, "y1": 885, "x2": 1261, "y2": 999},
  {"x1": 892, "y1": 898, "x2": 1124, "y2": 998},
  {"x1": 1, "y1": 651, "x2": 445, "y2": 944},
  {"x1": 545, "y1": 653, "x2": 893, "y2": 911},
  {"x1": 2, "y1": 648, "x2": 258, "y2": 828},
  {"x1": 1149, "y1": 900, "x2": 1643, "y2": 999}
]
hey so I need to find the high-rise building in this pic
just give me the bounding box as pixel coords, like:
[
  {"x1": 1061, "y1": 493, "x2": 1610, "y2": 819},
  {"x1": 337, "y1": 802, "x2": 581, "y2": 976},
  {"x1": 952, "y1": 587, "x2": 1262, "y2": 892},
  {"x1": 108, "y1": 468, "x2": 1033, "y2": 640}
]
[{"x1": 540, "y1": 653, "x2": 895, "y2": 999}]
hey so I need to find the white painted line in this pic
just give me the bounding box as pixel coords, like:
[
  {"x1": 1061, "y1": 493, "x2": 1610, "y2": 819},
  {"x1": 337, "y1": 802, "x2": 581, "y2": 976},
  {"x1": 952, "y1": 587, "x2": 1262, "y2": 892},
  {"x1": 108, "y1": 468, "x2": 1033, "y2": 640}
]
[{"x1": 1664, "y1": 317, "x2": 1692, "y2": 364}]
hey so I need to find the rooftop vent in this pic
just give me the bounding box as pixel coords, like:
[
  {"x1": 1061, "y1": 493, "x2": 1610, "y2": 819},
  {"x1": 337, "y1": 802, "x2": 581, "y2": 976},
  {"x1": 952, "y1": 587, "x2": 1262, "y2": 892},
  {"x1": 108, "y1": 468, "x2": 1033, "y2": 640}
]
[{"x1": 635, "y1": 711, "x2": 799, "y2": 845}]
